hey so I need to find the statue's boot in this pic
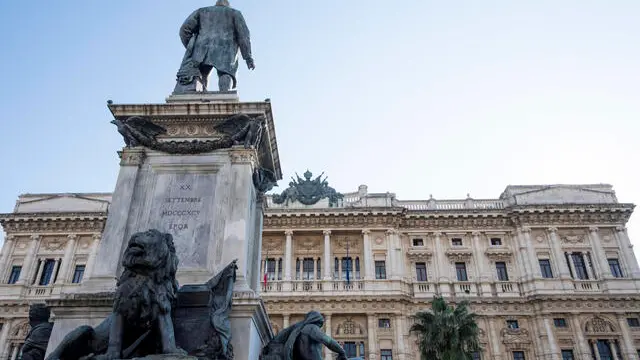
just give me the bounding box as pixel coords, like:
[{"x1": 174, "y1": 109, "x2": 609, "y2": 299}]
[{"x1": 218, "y1": 74, "x2": 233, "y2": 91}]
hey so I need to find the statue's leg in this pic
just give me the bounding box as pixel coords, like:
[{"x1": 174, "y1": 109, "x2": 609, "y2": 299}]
[
  {"x1": 217, "y1": 71, "x2": 233, "y2": 92},
  {"x1": 158, "y1": 313, "x2": 185, "y2": 354}
]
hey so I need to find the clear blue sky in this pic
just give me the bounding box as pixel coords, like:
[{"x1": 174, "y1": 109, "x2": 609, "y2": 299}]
[{"x1": 1, "y1": 1, "x2": 639, "y2": 259}]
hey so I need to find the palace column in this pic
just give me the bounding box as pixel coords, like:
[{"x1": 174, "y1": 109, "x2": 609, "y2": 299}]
[
  {"x1": 547, "y1": 228, "x2": 571, "y2": 278},
  {"x1": 565, "y1": 252, "x2": 578, "y2": 279},
  {"x1": 362, "y1": 230, "x2": 373, "y2": 280},
  {"x1": 522, "y1": 227, "x2": 541, "y2": 278},
  {"x1": 488, "y1": 318, "x2": 503, "y2": 360},
  {"x1": 84, "y1": 234, "x2": 102, "y2": 276},
  {"x1": 323, "y1": 230, "x2": 332, "y2": 280},
  {"x1": 324, "y1": 314, "x2": 332, "y2": 360},
  {"x1": 394, "y1": 315, "x2": 407, "y2": 360},
  {"x1": 543, "y1": 317, "x2": 560, "y2": 360},
  {"x1": 0, "y1": 235, "x2": 15, "y2": 281},
  {"x1": 283, "y1": 314, "x2": 290, "y2": 328},
  {"x1": 367, "y1": 314, "x2": 377, "y2": 360},
  {"x1": 571, "y1": 316, "x2": 590, "y2": 359},
  {"x1": 0, "y1": 319, "x2": 12, "y2": 360},
  {"x1": 34, "y1": 259, "x2": 45, "y2": 285},
  {"x1": 617, "y1": 315, "x2": 638, "y2": 360},
  {"x1": 588, "y1": 227, "x2": 611, "y2": 278},
  {"x1": 284, "y1": 230, "x2": 293, "y2": 281},
  {"x1": 17, "y1": 235, "x2": 40, "y2": 285},
  {"x1": 55, "y1": 234, "x2": 77, "y2": 285},
  {"x1": 51, "y1": 259, "x2": 62, "y2": 284},
  {"x1": 615, "y1": 226, "x2": 640, "y2": 278}
]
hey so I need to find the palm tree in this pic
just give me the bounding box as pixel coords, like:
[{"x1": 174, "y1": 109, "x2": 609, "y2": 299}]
[{"x1": 410, "y1": 296, "x2": 481, "y2": 360}]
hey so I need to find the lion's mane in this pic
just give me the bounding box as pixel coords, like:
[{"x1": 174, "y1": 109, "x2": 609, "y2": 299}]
[{"x1": 113, "y1": 230, "x2": 180, "y2": 327}]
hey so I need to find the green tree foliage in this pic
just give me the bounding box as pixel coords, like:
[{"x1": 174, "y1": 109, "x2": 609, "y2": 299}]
[{"x1": 409, "y1": 296, "x2": 481, "y2": 360}]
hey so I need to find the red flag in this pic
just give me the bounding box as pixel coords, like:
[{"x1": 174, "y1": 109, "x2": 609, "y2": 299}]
[{"x1": 263, "y1": 257, "x2": 269, "y2": 286}]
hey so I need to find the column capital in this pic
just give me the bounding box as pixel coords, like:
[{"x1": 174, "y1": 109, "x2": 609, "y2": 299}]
[
  {"x1": 5, "y1": 235, "x2": 15, "y2": 242},
  {"x1": 588, "y1": 226, "x2": 599, "y2": 233},
  {"x1": 323, "y1": 230, "x2": 332, "y2": 236},
  {"x1": 67, "y1": 234, "x2": 78, "y2": 241},
  {"x1": 471, "y1": 231, "x2": 481, "y2": 237},
  {"x1": 386, "y1": 228, "x2": 398, "y2": 235},
  {"x1": 92, "y1": 233, "x2": 102, "y2": 241},
  {"x1": 30, "y1": 234, "x2": 41, "y2": 241},
  {"x1": 615, "y1": 225, "x2": 627, "y2": 233},
  {"x1": 284, "y1": 229, "x2": 294, "y2": 236},
  {"x1": 361, "y1": 229, "x2": 370, "y2": 235},
  {"x1": 520, "y1": 226, "x2": 532, "y2": 234},
  {"x1": 547, "y1": 227, "x2": 558, "y2": 233},
  {"x1": 432, "y1": 231, "x2": 443, "y2": 237}
]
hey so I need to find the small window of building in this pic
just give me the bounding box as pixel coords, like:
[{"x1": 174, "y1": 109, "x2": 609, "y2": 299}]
[
  {"x1": 378, "y1": 319, "x2": 391, "y2": 328},
  {"x1": 412, "y1": 238, "x2": 424, "y2": 246},
  {"x1": 553, "y1": 318, "x2": 567, "y2": 328},
  {"x1": 512, "y1": 351, "x2": 525, "y2": 360},
  {"x1": 39, "y1": 259, "x2": 56, "y2": 286},
  {"x1": 506, "y1": 320, "x2": 519, "y2": 329},
  {"x1": 381, "y1": 349, "x2": 393, "y2": 360},
  {"x1": 375, "y1": 261, "x2": 387, "y2": 280},
  {"x1": 608, "y1": 259, "x2": 624, "y2": 278},
  {"x1": 490, "y1": 238, "x2": 502, "y2": 246},
  {"x1": 451, "y1": 238, "x2": 463, "y2": 246},
  {"x1": 539, "y1": 259, "x2": 553, "y2": 279},
  {"x1": 72, "y1": 265, "x2": 86, "y2": 284},
  {"x1": 627, "y1": 318, "x2": 640, "y2": 327},
  {"x1": 455, "y1": 262, "x2": 468, "y2": 281},
  {"x1": 472, "y1": 351, "x2": 482, "y2": 360},
  {"x1": 561, "y1": 350, "x2": 574, "y2": 360},
  {"x1": 7, "y1": 266, "x2": 21, "y2": 284},
  {"x1": 496, "y1": 262, "x2": 509, "y2": 281},
  {"x1": 416, "y1": 262, "x2": 427, "y2": 282}
]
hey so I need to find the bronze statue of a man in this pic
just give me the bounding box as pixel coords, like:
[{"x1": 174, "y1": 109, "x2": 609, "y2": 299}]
[
  {"x1": 260, "y1": 311, "x2": 348, "y2": 360},
  {"x1": 174, "y1": 0, "x2": 255, "y2": 93},
  {"x1": 21, "y1": 304, "x2": 54, "y2": 360}
]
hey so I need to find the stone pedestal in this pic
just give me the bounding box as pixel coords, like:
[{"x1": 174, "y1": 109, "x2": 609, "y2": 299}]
[{"x1": 46, "y1": 93, "x2": 280, "y2": 360}]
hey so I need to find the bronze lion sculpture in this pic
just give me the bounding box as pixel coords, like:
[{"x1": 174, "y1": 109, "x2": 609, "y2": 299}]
[{"x1": 46, "y1": 229, "x2": 185, "y2": 360}]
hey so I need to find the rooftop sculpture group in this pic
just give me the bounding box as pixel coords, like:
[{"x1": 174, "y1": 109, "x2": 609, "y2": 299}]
[{"x1": 272, "y1": 171, "x2": 343, "y2": 207}]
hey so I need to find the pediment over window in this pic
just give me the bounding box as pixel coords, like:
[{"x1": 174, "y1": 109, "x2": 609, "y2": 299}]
[
  {"x1": 584, "y1": 316, "x2": 618, "y2": 334},
  {"x1": 335, "y1": 318, "x2": 366, "y2": 337}
]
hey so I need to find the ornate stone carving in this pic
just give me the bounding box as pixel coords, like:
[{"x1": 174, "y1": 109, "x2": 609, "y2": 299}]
[
  {"x1": 501, "y1": 328, "x2": 531, "y2": 350},
  {"x1": 585, "y1": 316, "x2": 617, "y2": 334},
  {"x1": 271, "y1": 170, "x2": 343, "y2": 207},
  {"x1": 262, "y1": 237, "x2": 283, "y2": 253},
  {"x1": 406, "y1": 248, "x2": 433, "y2": 261},
  {"x1": 119, "y1": 148, "x2": 146, "y2": 166},
  {"x1": 561, "y1": 232, "x2": 586, "y2": 245}
]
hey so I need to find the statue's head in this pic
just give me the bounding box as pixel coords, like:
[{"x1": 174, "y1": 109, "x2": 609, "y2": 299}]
[
  {"x1": 122, "y1": 229, "x2": 178, "y2": 279},
  {"x1": 28, "y1": 304, "x2": 50, "y2": 326},
  {"x1": 216, "y1": 0, "x2": 230, "y2": 6},
  {"x1": 305, "y1": 311, "x2": 324, "y2": 328}
]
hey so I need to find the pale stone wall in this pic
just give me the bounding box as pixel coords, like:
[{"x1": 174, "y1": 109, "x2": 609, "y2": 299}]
[{"x1": 1, "y1": 184, "x2": 640, "y2": 360}]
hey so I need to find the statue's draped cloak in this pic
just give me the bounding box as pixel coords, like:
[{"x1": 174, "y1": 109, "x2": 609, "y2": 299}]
[
  {"x1": 264, "y1": 311, "x2": 324, "y2": 360},
  {"x1": 179, "y1": 5, "x2": 252, "y2": 85},
  {"x1": 21, "y1": 322, "x2": 54, "y2": 360}
]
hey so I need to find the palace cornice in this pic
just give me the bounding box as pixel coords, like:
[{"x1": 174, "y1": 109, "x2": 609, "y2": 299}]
[
  {"x1": 508, "y1": 205, "x2": 633, "y2": 226},
  {"x1": 0, "y1": 212, "x2": 107, "y2": 233},
  {"x1": 263, "y1": 210, "x2": 403, "y2": 229}
]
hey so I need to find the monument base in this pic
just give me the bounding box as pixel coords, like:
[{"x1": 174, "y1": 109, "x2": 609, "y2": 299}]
[{"x1": 45, "y1": 290, "x2": 272, "y2": 360}]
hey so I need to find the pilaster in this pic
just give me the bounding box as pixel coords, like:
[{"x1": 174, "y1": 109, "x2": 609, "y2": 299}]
[
  {"x1": 362, "y1": 229, "x2": 373, "y2": 280},
  {"x1": 17, "y1": 235, "x2": 40, "y2": 285},
  {"x1": 615, "y1": 226, "x2": 640, "y2": 278},
  {"x1": 0, "y1": 235, "x2": 15, "y2": 281},
  {"x1": 323, "y1": 230, "x2": 332, "y2": 280},
  {"x1": 617, "y1": 315, "x2": 639, "y2": 360},
  {"x1": 367, "y1": 314, "x2": 377, "y2": 360},
  {"x1": 324, "y1": 313, "x2": 332, "y2": 360},
  {"x1": 55, "y1": 234, "x2": 77, "y2": 285},
  {"x1": 588, "y1": 226, "x2": 611, "y2": 279}
]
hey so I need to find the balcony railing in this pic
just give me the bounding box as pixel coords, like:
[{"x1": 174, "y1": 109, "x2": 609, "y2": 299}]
[{"x1": 573, "y1": 279, "x2": 601, "y2": 292}]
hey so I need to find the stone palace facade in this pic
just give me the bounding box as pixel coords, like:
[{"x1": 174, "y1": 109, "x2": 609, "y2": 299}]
[{"x1": 1, "y1": 182, "x2": 640, "y2": 360}]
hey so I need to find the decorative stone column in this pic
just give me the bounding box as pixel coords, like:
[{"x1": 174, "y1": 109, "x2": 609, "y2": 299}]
[
  {"x1": 284, "y1": 230, "x2": 293, "y2": 281},
  {"x1": 323, "y1": 230, "x2": 332, "y2": 280},
  {"x1": 395, "y1": 315, "x2": 407, "y2": 360},
  {"x1": 34, "y1": 259, "x2": 45, "y2": 285},
  {"x1": 588, "y1": 227, "x2": 611, "y2": 278},
  {"x1": 386, "y1": 229, "x2": 399, "y2": 280},
  {"x1": 566, "y1": 252, "x2": 578, "y2": 279},
  {"x1": 10, "y1": 344, "x2": 19, "y2": 360},
  {"x1": 572, "y1": 316, "x2": 590, "y2": 359},
  {"x1": 615, "y1": 226, "x2": 640, "y2": 278},
  {"x1": 543, "y1": 317, "x2": 560, "y2": 360},
  {"x1": 0, "y1": 235, "x2": 15, "y2": 281},
  {"x1": 0, "y1": 318, "x2": 12, "y2": 360},
  {"x1": 324, "y1": 314, "x2": 332, "y2": 360},
  {"x1": 17, "y1": 235, "x2": 40, "y2": 285},
  {"x1": 84, "y1": 234, "x2": 101, "y2": 277},
  {"x1": 367, "y1": 314, "x2": 377, "y2": 360},
  {"x1": 51, "y1": 259, "x2": 62, "y2": 284},
  {"x1": 283, "y1": 314, "x2": 290, "y2": 328},
  {"x1": 362, "y1": 230, "x2": 373, "y2": 280},
  {"x1": 547, "y1": 228, "x2": 570, "y2": 278},
  {"x1": 488, "y1": 318, "x2": 503, "y2": 360},
  {"x1": 617, "y1": 315, "x2": 638, "y2": 360},
  {"x1": 583, "y1": 252, "x2": 596, "y2": 280},
  {"x1": 55, "y1": 234, "x2": 77, "y2": 285},
  {"x1": 590, "y1": 340, "x2": 602, "y2": 360},
  {"x1": 515, "y1": 229, "x2": 532, "y2": 280},
  {"x1": 522, "y1": 227, "x2": 541, "y2": 278}
]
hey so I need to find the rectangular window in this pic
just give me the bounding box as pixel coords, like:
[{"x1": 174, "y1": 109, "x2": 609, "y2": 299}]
[
  {"x1": 490, "y1": 238, "x2": 502, "y2": 246},
  {"x1": 571, "y1": 253, "x2": 589, "y2": 280},
  {"x1": 343, "y1": 342, "x2": 357, "y2": 358},
  {"x1": 265, "y1": 258, "x2": 276, "y2": 280},
  {"x1": 539, "y1": 259, "x2": 553, "y2": 278},
  {"x1": 381, "y1": 349, "x2": 393, "y2": 360},
  {"x1": 627, "y1": 318, "x2": 640, "y2": 327},
  {"x1": 554, "y1": 318, "x2": 567, "y2": 328},
  {"x1": 72, "y1": 265, "x2": 85, "y2": 284},
  {"x1": 561, "y1": 350, "x2": 574, "y2": 360},
  {"x1": 512, "y1": 351, "x2": 525, "y2": 360},
  {"x1": 302, "y1": 258, "x2": 314, "y2": 280},
  {"x1": 378, "y1": 318, "x2": 391, "y2": 328},
  {"x1": 39, "y1": 259, "x2": 56, "y2": 286},
  {"x1": 415, "y1": 262, "x2": 427, "y2": 282},
  {"x1": 451, "y1": 238, "x2": 463, "y2": 246},
  {"x1": 596, "y1": 340, "x2": 612, "y2": 359},
  {"x1": 412, "y1": 238, "x2": 424, "y2": 246},
  {"x1": 506, "y1": 320, "x2": 519, "y2": 329},
  {"x1": 472, "y1": 351, "x2": 482, "y2": 360},
  {"x1": 375, "y1": 261, "x2": 387, "y2": 279},
  {"x1": 341, "y1": 257, "x2": 353, "y2": 281},
  {"x1": 7, "y1": 266, "x2": 21, "y2": 284},
  {"x1": 608, "y1": 259, "x2": 624, "y2": 278},
  {"x1": 277, "y1": 259, "x2": 283, "y2": 280},
  {"x1": 496, "y1": 261, "x2": 509, "y2": 281},
  {"x1": 455, "y1": 262, "x2": 468, "y2": 281}
]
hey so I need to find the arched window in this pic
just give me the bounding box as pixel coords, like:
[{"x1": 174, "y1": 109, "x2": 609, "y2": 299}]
[
  {"x1": 355, "y1": 257, "x2": 361, "y2": 279},
  {"x1": 334, "y1": 257, "x2": 339, "y2": 279},
  {"x1": 317, "y1": 258, "x2": 322, "y2": 279},
  {"x1": 341, "y1": 257, "x2": 353, "y2": 281},
  {"x1": 295, "y1": 258, "x2": 301, "y2": 280},
  {"x1": 277, "y1": 258, "x2": 283, "y2": 280}
]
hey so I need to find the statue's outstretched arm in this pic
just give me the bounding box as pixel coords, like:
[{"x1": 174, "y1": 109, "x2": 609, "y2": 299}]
[{"x1": 179, "y1": 9, "x2": 200, "y2": 48}]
